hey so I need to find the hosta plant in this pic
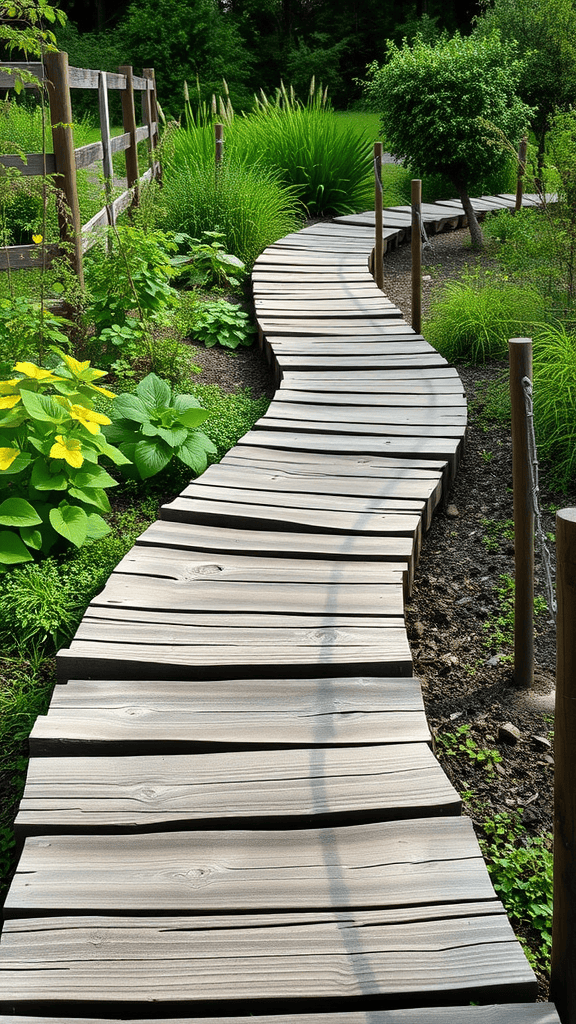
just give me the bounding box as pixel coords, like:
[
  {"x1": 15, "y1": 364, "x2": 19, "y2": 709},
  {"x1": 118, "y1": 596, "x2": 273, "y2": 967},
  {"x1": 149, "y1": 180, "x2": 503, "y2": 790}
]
[
  {"x1": 0, "y1": 354, "x2": 130, "y2": 566},
  {"x1": 104, "y1": 372, "x2": 216, "y2": 480},
  {"x1": 193, "y1": 300, "x2": 256, "y2": 350},
  {"x1": 171, "y1": 230, "x2": 247, "y2": 290}
]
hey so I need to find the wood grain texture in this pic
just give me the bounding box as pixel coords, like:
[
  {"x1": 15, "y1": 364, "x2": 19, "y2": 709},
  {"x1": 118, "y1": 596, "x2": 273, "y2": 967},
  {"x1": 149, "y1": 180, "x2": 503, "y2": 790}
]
[
  {"x1": 6, "y1": 817, "x2": 495, "y2": 914},
  {"x1": 0, "y1": 1007, "x2": 559, "y2": 1024},
  {"x1": 29, "y1": 673, "x2": 431, "y2": 754},
  {"x1": 0, "y1": 908, "x2": 536, "y2": 1012},
  {"x1": 15, "y1": 743, "x2": 459, "y2": 834}
]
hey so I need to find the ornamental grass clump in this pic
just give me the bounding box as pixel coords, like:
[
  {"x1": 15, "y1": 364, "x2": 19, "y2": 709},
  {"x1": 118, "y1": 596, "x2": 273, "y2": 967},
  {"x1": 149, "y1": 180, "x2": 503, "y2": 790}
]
[
  {"x1": 423, "y1": 270, "x2": 547, "y2": 363},
  {"x1": 228, "y1": 82, "x2": 374, "y2": 216},
  {"x1": 532, "y1": 321, "x2": 576, "y2": 489},
  {"x1": 161, "y1": 122, "x2": 300, "y2": 267}
]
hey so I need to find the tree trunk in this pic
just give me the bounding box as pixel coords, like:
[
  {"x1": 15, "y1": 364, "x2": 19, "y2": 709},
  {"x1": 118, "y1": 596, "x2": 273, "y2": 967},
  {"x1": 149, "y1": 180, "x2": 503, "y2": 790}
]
[{"x1": 456, "y1": 183, "x2": 484, "y2": 250}]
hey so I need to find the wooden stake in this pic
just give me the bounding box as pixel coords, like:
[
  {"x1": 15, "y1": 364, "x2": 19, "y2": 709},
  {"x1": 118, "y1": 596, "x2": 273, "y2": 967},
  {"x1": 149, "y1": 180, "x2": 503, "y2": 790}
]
[
  {"x1": 552, "y1": 508, "x2": 576, "y2": 1024},
  {"x1": 215, "y1": 123, "x2": 224, "y2": 166},
  {"x1": 119, "y1": 64, "x2": 139, "y2": 195},
  {"x1": 98, "y1": 71, "x2": 114, "y2": 232},
  {"x1": 509, "y1": 338, "x2": 534, "y2": 689},
  {"x1": 515, "y1": 134, "x2": 528, "y2": 215},
  {"x1": 44, "y1": 50, "x2": 84, "y2": 286},
  {"x1": 411, "y1": 178, "x2": 422, "y2": 334},
  {"x1": 374, "y1": 142, "x2": 384, "y2": 291}
]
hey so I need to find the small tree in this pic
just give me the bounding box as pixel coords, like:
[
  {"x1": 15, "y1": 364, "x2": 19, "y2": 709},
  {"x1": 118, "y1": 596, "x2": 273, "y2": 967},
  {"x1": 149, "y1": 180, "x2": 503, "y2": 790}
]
[
  {"x1": 364, "y1": 32, "x2": 532, "y2": 248},
  {"x1": 475, "y1": 0, "x2": 576, "y2": 180}
]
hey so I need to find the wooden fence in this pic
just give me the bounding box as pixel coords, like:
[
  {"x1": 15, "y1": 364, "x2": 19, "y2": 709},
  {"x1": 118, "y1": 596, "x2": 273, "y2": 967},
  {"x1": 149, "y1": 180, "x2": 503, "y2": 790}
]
[{"x1": 0, "y1": 52, "x2": 160, "y2": 284}]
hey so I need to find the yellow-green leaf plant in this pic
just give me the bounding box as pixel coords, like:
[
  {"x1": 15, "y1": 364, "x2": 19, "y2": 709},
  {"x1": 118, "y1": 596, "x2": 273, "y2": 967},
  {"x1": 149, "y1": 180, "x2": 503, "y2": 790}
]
[{"x1": 0, "y1": 352, "x2": 131, "y2": 567}]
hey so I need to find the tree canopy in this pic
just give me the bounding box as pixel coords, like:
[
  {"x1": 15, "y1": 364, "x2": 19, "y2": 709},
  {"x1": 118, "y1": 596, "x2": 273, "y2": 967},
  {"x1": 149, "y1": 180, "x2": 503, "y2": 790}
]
[
  {"x1": 364, "y1": 32, "x2": 532, "y2": 247},
  {"x1": 474, "y1": 0, "x2": 576, "y2": 170}
]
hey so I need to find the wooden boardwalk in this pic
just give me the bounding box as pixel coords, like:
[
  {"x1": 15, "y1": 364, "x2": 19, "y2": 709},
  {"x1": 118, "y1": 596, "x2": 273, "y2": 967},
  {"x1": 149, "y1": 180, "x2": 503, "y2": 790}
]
[{"x1": 0, "y1": 195, "x2": 560, "y2": 1023}]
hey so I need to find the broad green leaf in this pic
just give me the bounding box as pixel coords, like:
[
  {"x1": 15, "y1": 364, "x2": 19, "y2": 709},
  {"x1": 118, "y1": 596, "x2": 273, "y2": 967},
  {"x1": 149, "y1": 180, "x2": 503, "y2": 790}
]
[
  {"x1": 176, "y1": 431, "x2": 216, "y2": 474},
  {"x1": 31, "y1": 459, "x2": 67, "y2": 490},
  {"x1": 177, "y1": 407, "x2": 210, "y2": 428},
  {"x1": 20, "y1": 389, "x2": 68, "y2": 424},
  {"x1": 0, "y1": 497, "x2": 42, "y2": 527},
  {"x1": 0, "y1": 450, "x2": 32, "y2": 475},
  {"x1": 49, "y1": 503, "x2": 88, "y2": 547},
  {"x1": 134, "y1": 438, "x2": 172, "y2": 479},
  {"x1": 172, "y1": 394, "x2": 202, "y2": 413},
  {"x1": 112, "y1": 394, "x2": 149, "y2": 424},
  {"x1": 19, "y1": 526, "x2": 43, "y2": 551},
  {"x1": 85, "y1": 512, "x2": 111, "y2": 542},
  {"x1": 155, "y1": 425, "x2": 188, "y2": 448},
  {"x1": 73, "y1": 465, "x2": 118, "y2": 489},
  {"x1": 0, "y1": 529, "x2": 34, "y2": 564},
  {"x1": 103, "y1": 420, "x2": 136, "y2": 446},
  {"x1": 88, "y1": 433, "x2": 133, "y2": 466},
  {"x1": 136, "y1": 372, "x2": 171, "y2": 411},
  {"x1": 68, "y1": 485, "x2": 111, "y2": 513}
]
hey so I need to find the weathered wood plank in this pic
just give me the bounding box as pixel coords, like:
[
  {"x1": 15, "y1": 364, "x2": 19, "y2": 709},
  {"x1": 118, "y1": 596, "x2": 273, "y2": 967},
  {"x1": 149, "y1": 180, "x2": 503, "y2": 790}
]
[
  {"x1": 237, "y1": 429, "x2": 461, "y2": 478},
  {"x1": 5, "y1": 817, "x2": 495, "y2": 915},
  {"x1": 0, "y1": 1006, "x2": 559, "y2": 1024},
  {"x1": 57, "y1": 630, "x2": 413, "y2": 680},
  {"x1": 170, "y1": 483, "x2": 425, "y2": 526},
  {"x1": 29, "y1": 675, "x2": 431, "y2": 754},
  {"x1": 15, "y1": 742, "x2": 458, "y2": 834},
  {"x1": 0, "y1": 908, "x2": 536, "y2": 1012},
  {"x1": 222, "y1": 444, "x2": 447, "y2": 475},
  {"x1": 91, "y1": 573, "x2": 406, "y2": 615},
  {"x1": 0, "y1": 153, "x2": 56, "y2": 174}
]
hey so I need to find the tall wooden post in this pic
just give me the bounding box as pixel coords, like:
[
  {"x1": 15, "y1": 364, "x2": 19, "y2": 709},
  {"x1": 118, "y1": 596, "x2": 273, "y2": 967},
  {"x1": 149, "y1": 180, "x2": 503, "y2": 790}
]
[
  {"x1": 411, "y1": 178, "x2": 422, "y2": 334},
  {"x1": 374, "y1": 142, "x2": 384, "y2": 291},
  {"x1": 509, "y1": 338, "x2": 534, "y2": 689},
  {"x1": 44, "y1": 50, "x2": 84, "y2": 286},
  {"x1": 98, "y1": 71, "x2": 115, "y2": 231},
  {"x1": 119, "y1": 64, "x2": 139, "y2": 194},
  {"x1": 552, "y1": 508, "x2": 576, "y2": 1024},
  {"x1": 215, "y1": 122, "x2": 224, "y2": 166},
  {"x1": 515, "y1": 134, "x2": 528, "y2": 215}
]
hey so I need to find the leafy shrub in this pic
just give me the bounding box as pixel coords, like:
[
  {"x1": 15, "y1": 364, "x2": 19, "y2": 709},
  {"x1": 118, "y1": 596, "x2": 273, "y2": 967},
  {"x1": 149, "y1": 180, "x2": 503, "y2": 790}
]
[
  {"x1": 105, "y1": 372, "x2": 216, "y2": 480},
  {"x1": 0, "y1": 296, "x2": 70, "y2": 364},
  {"x1": 171, "y1": 230, "x2": 247, "y2": 290},
  {"x1": 192, "y1": 300, "x2": 256, "y2": 350},
  {"x1": 84, "y1": 225, "x2": 178, "y2": 363},
  {"x1": 479, "y1": 811, "x2": 552, "y2": 973},
  {"x1": 0, "y1": 354, "x2": 129, "y2": 565},
  {"x1": 423, "y1": 270, "x2": 548, "y2": 363}
]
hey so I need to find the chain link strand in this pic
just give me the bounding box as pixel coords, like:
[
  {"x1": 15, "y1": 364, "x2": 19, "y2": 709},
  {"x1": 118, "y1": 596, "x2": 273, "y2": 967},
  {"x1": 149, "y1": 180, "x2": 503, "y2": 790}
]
[{"x1": 522, "y1": 374, "x2": 557, "y2": 621}]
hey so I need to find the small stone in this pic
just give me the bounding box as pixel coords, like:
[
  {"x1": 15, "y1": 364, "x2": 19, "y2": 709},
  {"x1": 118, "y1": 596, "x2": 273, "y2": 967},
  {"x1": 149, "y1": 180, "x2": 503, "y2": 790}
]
[
  {"x1": 422, "y1": 274, "x2": 432, "y2": 282},
  {"x1": 413, "y1": 621, "x2": 425, "y2": 638},
  {"x1": 486, "y1": 655, "x2": 500, "y2": 667},
  {"x1": 532, "y1": 734, "x2": 552, "y2": 750},
  {"x1": 450, "y1": 711, "x2": 463, "y2": 721},
  {"x1": 543, "y1": 754, "x2": 554, "y2": 765},
  {"x1": 499, "y1": 722, "x2": 522, "y2": 744},
  {"x1": 446, "y1": 504, "x2": 459, "y2": 518}
]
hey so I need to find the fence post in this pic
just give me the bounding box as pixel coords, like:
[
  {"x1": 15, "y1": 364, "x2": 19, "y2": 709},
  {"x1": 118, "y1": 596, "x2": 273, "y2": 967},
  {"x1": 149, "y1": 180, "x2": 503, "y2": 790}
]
[
  {"x1": 515, "y1": 134, "x2": 528, "y2": 215},
  {"x1": 373, "y1": 142, "x2": 384, "y2": 291},
  {"x1": 411, "y1": 178, "x2": 422, "y2": 334},
  {"x1": 551, "y1": 508, "x2": 576, "y2": 1024},
  {"x1": 119, "y1": 64, "x2": 139, "y2": 196},
  {"x1": 98, "y1": 71, "x2": 115, "y2": 231},
  {"x1": 44, "y1": 50, "x2": 84, "y2": 286},
  {"x1": 508, "y1": 337, "x2": 534, "y2": 688}
]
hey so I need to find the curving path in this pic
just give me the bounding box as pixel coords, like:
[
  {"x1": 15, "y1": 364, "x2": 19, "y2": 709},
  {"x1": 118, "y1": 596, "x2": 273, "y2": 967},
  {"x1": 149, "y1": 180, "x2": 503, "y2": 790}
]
[{"x1": 0, "y1": 194, "x2": 561, "y2": 1023}]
